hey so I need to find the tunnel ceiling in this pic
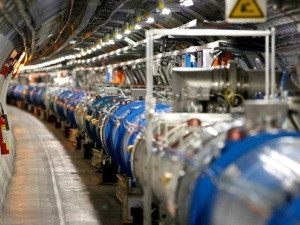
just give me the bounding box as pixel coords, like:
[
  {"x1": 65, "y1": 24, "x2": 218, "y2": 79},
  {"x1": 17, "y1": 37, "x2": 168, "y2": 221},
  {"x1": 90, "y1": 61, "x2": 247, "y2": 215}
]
[{"x1": 0, "y1": 0, "x2": 299, "y2": 66}]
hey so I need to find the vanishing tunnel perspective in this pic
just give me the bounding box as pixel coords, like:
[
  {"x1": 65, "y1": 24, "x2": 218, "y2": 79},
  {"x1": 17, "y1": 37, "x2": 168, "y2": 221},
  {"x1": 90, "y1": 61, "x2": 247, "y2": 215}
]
[{"x1": 0, "y1": 0, "x2": 300, "y2": 225}]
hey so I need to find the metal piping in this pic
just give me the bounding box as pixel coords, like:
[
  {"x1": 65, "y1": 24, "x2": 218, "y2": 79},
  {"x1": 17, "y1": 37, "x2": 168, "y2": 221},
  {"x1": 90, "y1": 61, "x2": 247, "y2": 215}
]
[
  {"x1": 48, "y1": 0, "x2": 100, "y2": 57},
  {"x1": 41, "y1": 0, "x2": 74, "y2": 57},
  {"x1": 54, "y1": 0, "x2": 74, "y2": 46},
  {"x1": 0, "y1": 1, "x2": 29, "y2": 59},
  {"x1": 203, "y1": 20, "x2": 230, "y2": 28},
  {"x1": 71, "y1": 0, "x2": 131, "y2": 48},
  {"x1": 15, "y1": 0, "x2": 36, "y2": 58}
]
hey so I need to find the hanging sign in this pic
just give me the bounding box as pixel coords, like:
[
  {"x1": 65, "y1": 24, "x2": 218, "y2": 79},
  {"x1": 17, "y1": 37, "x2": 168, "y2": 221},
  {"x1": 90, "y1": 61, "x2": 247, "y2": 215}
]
[{"x1": 226, "y1": 0, "x2": 266, "y2": 23}]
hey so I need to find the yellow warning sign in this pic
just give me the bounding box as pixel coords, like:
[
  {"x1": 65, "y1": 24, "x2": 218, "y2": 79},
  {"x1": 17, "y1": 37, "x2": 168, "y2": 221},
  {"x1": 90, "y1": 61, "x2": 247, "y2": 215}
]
[
  {"x1": 226, "y1": 0, "x2": 266, "y2": 23},
  {"x1": 56, "y1": 14, "x2": 64, "y2": 23},
  {"x1": 229, "y1": 0, "x2": 264, "y2": 18}
]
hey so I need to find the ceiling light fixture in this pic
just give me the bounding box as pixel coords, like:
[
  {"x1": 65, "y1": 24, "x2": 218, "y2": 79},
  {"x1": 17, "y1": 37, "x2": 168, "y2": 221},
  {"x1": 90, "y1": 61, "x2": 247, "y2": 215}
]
[
  {"x1": 124, "y1": 22, "x2": 133, "y2": 35},
  {"x1": 144, "y1": 10, "x2": 155, "y2": 24},
  {"x1": 161, "y1": 7, "x2": 171, "y2": 15},
  {"x1": 108, "y1": 39, "x2": 115, "y2": 45},
  {"x1": 134, "y1": 24, "x2": 142, "y2": 30},
  {"x1": 180, "y1": 0, "x2": 194, "y2": 7},
  {"x1": 116, "y1": 33, "x2": 123, "y2": 39},
  {"x1": 124, "y1": 29, "x2": 131, "y2": 35},
  {"x1": 157, "y1": 0, "x2": 171, "y2": 15},
  {"x1": 18, "y1": 52, "x2": 26, "y2": 63},
  {"x1": 146, "y1": 16, "x2": 154, "y2": 24}
]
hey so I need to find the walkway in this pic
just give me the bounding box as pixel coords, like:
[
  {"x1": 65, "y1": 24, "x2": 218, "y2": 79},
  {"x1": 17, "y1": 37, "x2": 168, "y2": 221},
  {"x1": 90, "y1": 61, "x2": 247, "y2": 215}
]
[{"x1": 0, "y1": 106, "x2": 121, "y2": 225}]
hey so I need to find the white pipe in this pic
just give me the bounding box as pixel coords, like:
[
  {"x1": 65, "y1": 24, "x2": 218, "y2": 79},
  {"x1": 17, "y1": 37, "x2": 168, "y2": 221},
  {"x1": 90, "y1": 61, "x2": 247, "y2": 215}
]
[
  {"x1": 144, "y1": 32, "x2": 154, "y2": 225},
  {"x1": 265, "y1": 34, "x2": 270, "y2": 99},
  {"x1": 271, "y1": 27, "x2": 276, "y2": 98},
  {"x1": 149, "y1": 29, "x2": 271, "y2": 37}
]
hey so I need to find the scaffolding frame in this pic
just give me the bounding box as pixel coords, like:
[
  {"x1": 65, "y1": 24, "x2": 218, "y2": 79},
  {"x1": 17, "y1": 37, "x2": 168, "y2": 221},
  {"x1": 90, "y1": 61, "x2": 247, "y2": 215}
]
[{"x1": 144, "y1": 28, "x2": 276, "y2": 225}]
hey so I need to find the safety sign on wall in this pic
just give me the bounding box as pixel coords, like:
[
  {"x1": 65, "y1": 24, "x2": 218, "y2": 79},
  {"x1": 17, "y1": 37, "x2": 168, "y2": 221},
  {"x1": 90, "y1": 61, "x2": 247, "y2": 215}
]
[{"x1": 226, "y1": 0, "x2": 266, "y2": 23}]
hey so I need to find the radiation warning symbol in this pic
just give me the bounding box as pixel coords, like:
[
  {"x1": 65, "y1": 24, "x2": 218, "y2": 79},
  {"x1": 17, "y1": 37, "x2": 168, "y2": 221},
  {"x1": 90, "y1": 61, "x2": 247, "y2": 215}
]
[{"x1": 226, "y1": 0, "x2": 266, "y2": 23}]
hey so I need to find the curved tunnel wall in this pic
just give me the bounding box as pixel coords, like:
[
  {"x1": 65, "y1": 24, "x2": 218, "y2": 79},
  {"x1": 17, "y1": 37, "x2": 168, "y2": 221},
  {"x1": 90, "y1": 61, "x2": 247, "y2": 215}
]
[{"x1": 0, "y1": 34, "x2": 16, "y2": 214}]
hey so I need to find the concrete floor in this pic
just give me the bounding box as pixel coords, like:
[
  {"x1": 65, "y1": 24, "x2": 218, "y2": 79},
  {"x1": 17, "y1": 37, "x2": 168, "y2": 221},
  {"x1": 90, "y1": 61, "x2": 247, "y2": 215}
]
[{"x1": 0, "y1": 106, "x2": 122, "y2": 225}]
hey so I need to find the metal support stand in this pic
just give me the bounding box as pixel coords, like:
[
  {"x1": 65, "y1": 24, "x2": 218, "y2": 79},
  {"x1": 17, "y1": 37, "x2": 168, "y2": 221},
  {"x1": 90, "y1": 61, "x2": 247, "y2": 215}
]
[
  {"x1": 100, "y1": 161, "x2": 118, "y2": 183},
  {"x1": 64, "y1": 124, "x2": 70, "y2": 138},
  {"x1": 265, "y1": 34, "x2": 270, "y2": 99},
  {"x1": 76, "y1": 134, "x2": 82, "y2": 149},
  {"x1": 144, "y1": 32, "x2": 155, "y2": 225},
  {"x1": 271, "y1": 27, "x2": 276, "y2": 98},
  {"x1": 83, "y1": 142, "x2": 93, "y2": 158},
  {"x1": 55, "y1": 119, "x2": 61, "y2": 129}
]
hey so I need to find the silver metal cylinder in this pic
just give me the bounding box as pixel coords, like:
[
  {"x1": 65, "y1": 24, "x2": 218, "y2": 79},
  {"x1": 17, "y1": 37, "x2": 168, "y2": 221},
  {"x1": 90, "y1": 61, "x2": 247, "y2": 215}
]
[
  {"x1": 131, "y1": 113, "x2": 233, "y2": 222},
  {"x1": 172, "y1": 62, "x2": 281, "y2": 112}
]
